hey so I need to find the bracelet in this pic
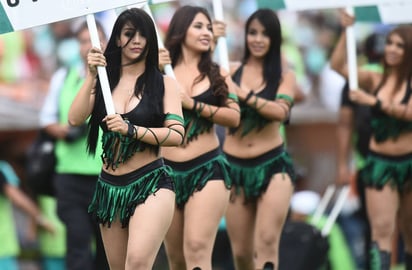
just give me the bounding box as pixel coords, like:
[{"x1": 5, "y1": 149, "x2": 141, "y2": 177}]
[
  {"x1": 125, "y1": 120, "x2": 135, "y2": 138},
  {"x1": 372, "y1": 98, "x2": 382, "y2": 111},
  {"x1": 244, "y1": 90, "x2": 254, "y2": 103},
  {"x1": 192, "y1": 100, "x2": 198, "y2": 112}
]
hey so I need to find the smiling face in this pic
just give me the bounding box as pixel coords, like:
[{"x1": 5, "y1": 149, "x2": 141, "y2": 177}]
[
  {"x1": 384, "y1": 33, "x2": 405, "y2": 67},
  {"x1": 184, "y1": 12, "x2": 213, "y2": 53},
  {"x1": 246, "y1": 18, "x2": 271, "y2": 59},
  {"x1": 118, "y1": 22, "x2": 147, "y2": 62}
]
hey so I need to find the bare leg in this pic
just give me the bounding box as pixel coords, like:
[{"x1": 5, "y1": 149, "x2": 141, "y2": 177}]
[
  {"x1": 100, "y1": 222, "x2": 128, "y2": 270},
  {"x1": 184, "y1": 180, "x2": 230, "y2": 270},
  {"x1": 366, "y1": 185, "x2": 399, "y2": 270},
  {"x1": 164, "y1": 207, "x2": 186, "y2": 270},
  {"x1": 126, "y1": 189, "x2": 175, "y2": 270},
  {"x1": 399, "y1": 188, "x2": 412, "y2": 269},
  {"x1": 254, "y1": 174, "x2": 293, "y2": 270},
  {"x1": 225, "y1": 187, "x2": 256, "y2": 270},
  {"x1": 366, "y1": 185, "x2": 399, "y2": 251}
]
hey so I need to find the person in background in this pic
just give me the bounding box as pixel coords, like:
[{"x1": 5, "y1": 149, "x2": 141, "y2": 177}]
[
  {"x1": 68, "y1": 8, "x2": 184, "y2": 269},
  {"x1": 331, "y1": 10, "x2": 412, "y2": 270},
  {"x1": 289, "y1": 190, "x2": 356, "y2": 270},
  {"x1": 222, "y1": 9, "x2": 296, "y2": 270},
  {"x1": 0, "y1": 160, "x2": 54, "y2": 270},
  {"x1": 336, "y1": 32, "x2": 384, "y2": 270},
  {"x1": 39, "y1": 20, "x2": 109, "y2": 270},
  {"x1": 161, "y1": 5, "x2": 240, "y2": 270}
]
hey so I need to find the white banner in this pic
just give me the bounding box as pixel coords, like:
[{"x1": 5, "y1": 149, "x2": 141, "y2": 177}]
[
  {"x1": 271, "y1": 0, "x2": 411, "y2": 11},
  {"x1": 0, "y1": 0, "x2": 146, "y2": 34}
]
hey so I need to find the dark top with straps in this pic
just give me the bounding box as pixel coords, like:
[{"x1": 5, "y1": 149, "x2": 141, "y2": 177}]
[
  {"x1": 183, "y1": 87, "x2": 225, "y2": 143},
  {"x1": 371, "y1": 78, "x2": 412, "y2": 142},
  {"x1": 229, "y1": 65, "x2": 280, "y2": 136},
  {"x1": 94, "y1": 86, "x2": 166, "y2": 169}
]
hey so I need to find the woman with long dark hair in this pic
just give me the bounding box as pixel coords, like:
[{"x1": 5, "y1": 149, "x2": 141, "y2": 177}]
[
  {"x1": 222, "y1": 9, "x2": 297, "y2": 270},
  {"x1": 68, "y1": 8, "x2": 184, "y2": 270},
  {"x1": 161, "y1": 5, "x2": 240, "y2": 270}
]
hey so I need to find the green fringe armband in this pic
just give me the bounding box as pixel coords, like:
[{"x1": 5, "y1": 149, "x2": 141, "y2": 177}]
[
  {"x1": 228, "y1": 92, "x2": 239, "y2": 102},
  {"x1": 165, "y1": 113, "x2": 184, "y2": 124},
  {"x1": 276, "y1": 94, "x2": 294, "y2": 106}
]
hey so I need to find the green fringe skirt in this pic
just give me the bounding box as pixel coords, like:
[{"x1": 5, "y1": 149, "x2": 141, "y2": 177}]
[
  {"x1": 88, "y1": 159, "x2": 173, "y2": 227},
  {"x1": 361, "y1": 150, "x2": 412, "y2": 191},
  {"x1": 224, "y1": 144, "x2": 296, "y2": 202},
  {"x1": 164, "y1": 148, "x2": 231, "y2": 209}
]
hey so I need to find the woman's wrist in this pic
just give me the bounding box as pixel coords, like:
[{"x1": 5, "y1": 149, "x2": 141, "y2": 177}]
[
  {"x1": 244, "y1": 90, "x2": 254, "y2": 103},
  {"x1": 36, "y1": 214, "x2": 47, "y2": 227},
  {"x1": 372, "y1": 98, "x2": 382, "y2": 110}
]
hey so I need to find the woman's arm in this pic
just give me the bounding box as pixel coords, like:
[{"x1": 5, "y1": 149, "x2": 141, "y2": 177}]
[
  {"x1": 239, "y1": 70, "x2": 296, "y2": 122},
  {"x1": 3, "y1": 184, "x2": 54, "y2": 233},
  {"x1": 68, "y1": 47, "x2": 105, "y2": 126},
  {"x1": 187, "y1": 69, "x2": 240, "y2": 128},
  {"x1": 330, "y1": 10, "x2": 376, "y2": 92}
]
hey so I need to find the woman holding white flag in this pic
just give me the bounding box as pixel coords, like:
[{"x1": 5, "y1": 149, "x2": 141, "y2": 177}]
[
  {"x1": 330, "y1": 10, "x2": 412, "y2": 270},
  {"x1": 161, "y1": 5, "x2": 240, "y2": 270},
  {"x1": 68, "y1": 7, "x2": 185, "y2": 270}
]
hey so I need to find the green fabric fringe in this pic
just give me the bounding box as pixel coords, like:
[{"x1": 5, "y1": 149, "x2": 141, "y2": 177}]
[
  {"x1": 88, "y1": 167, "x2": 168, "y2": 227},
  {"x1": 370, "y1": 244, "x2": 381, "y2": 270},
  {"x1": 228, "y1": 151, "x2": 295, "y2": 202},
  {"x1": 369, "y1": 242, "x2": 391, "y2": 270},
  {"x1": 230, "y1": 105, "x2": 270, "y2": 137},
  {"x1": 101, "y1": 131, "x2": 145, "y2": 170},
  {"x1": 170, "y1": 155, "x2": 231, "y2": 208},
  {"x1": 371, "y1": 115, "x2": 412, "y2": 143},
  {"x1": 361, "y1": 154, "x2": 412, "y2": 191},
  {"x1": 183, "y1": 110, "x2": 213, "y2": 143}
]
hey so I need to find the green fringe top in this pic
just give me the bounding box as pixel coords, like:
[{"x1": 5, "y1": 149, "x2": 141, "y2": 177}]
[
  {"x1": 170, "y1": 155, "x2": 231, "y2": 208},
  {"x1": 182, "y1": 109, "x2": 213, "y2": 143},
  {"x1": 230, "y1": 93, "x2": 294, "y2": 137},
  {"x1": 101, "y1": 131, "x2": 155, "y2": 170},
  {"x1": 371, "y1": 114, "x2": 412, "y2": 143},
  {"x1": 361, "y1": 153, "x2": 412, "y2": 191},
  {"x1": 88, "y1": 166, "x2": 169, "y2": 227},
  {"x1": 229, "y1": 151, "x2": 295, "y2": 202}
]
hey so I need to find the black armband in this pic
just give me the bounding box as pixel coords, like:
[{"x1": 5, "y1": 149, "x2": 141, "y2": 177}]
[
  {"x1": 372, "y1": 98, "x2": 382, "y2": 111},
  {"x1": 244, "y1": 90, "x2": 254, "y2": 103},
  {"x1": 126, "y1": 120, "x2": 135, "y2": 138}
]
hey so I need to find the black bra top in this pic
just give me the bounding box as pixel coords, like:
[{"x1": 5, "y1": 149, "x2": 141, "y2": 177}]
[
  {"x1": 192, "y1": 87, "x2": 222, "y2": 106},
  {"x1": 97, "y1": 90, "x2": 165, "y2": 132},
  {"x1": 231, "y1": 65, "x2": 278, "y2": 100},
  {"x1": 120, "y1": 95, "x2": 165, "y2": 128},
  {"x1": 230, "y1": 65, "x2": 280, "y2": 136}
]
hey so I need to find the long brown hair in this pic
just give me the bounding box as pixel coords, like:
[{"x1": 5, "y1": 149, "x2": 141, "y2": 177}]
[
  {"x1": 380, "y1": 25, "x2": 412, "y2": 92},
  {"x1": 164, "y1": 5, "x2": 228, "y2": 103}
]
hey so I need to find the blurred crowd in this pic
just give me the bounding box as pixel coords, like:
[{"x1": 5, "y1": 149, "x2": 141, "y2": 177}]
[{"x1": 0, "y1": 0, "x2": 390, "y2": 126}]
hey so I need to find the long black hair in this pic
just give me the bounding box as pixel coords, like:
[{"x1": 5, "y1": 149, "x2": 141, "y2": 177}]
[
  {"x1": 243, "y1": 9, "x2": 282, "y2": 89},
  {"x1": 164, "y1": 5, "x2": 227, "y2": 103},
  {"x1": 87, "y1": 8, "x2": 163, "y2": 155}
]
